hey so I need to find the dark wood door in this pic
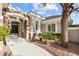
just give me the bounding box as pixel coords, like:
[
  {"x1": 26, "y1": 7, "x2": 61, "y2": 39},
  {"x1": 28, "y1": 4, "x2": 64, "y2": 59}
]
[{"x1": 11, "y1": 25, "x2": 18, "y2": 33}]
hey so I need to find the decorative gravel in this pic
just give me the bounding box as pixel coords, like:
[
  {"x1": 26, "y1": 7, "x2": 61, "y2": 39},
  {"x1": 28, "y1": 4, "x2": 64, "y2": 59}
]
[{"x1": 33, "y1": 40, "x2": 79, "y2": 56}]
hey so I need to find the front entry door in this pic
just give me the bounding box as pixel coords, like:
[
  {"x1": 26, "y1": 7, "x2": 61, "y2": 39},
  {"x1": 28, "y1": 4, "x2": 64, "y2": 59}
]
[{"x1": 11, "y1": 24, "x2": 19, "y2": 33}]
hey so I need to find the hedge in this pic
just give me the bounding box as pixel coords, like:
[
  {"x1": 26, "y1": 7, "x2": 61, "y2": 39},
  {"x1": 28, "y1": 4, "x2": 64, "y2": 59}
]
[{"x1": 69, "y1": 24, "x2": 79, "y2": 27}]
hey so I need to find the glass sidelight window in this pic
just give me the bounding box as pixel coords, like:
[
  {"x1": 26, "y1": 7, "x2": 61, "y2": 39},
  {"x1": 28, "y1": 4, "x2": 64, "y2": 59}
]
[
  {"x1": 48, "y1": 24, "x2": 51, "y2": 32},
  {"x1": 36, "y1": 21, "x2": 38, "y2": 30},
  {"x1": 52, "y1": 24, "x2": 55, "y2": 32}
]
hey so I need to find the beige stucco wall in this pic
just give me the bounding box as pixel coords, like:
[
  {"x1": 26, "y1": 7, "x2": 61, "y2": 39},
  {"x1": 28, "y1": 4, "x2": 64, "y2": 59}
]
[
  {"x1": 41, "y1": 24, "x2": 46, "y2": 32},
  {"x1": 68, "y1": 27, "x2": 79, "y2": 42},
  {"x1": 56, "y1": 22, "x2": 61, "y2": 33}
]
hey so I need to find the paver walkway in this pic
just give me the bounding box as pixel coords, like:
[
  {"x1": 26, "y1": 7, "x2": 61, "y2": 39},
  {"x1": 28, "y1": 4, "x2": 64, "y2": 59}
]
[{"x1": 6, "y1": 34, "x2": 52, "y2": 56}]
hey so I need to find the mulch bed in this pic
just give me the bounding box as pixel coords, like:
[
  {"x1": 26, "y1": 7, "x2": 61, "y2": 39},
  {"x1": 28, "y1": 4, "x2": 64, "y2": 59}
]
[
  {"x1": 0, "y1": 45, "x2": 12, "y2": 56},
  {"x1": 33, "y1": 40, "x2": 79, "y2": 56}
]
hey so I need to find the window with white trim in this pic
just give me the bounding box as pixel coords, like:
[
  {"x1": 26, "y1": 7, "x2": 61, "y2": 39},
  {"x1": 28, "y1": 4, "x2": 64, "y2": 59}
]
[{"x1": 48, "y1": 24, "x2": 55, "y2": 32}]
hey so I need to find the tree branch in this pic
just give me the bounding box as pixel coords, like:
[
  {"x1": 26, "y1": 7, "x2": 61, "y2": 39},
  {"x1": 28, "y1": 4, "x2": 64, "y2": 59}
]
[
  {"x1": 69, "y1": 7, "x2": 79, "y2": 15},
  {"x1": 75, "y1": 7, "x2": 79, "y2": 12},
  {"x1": 69, "y1": 3, "x2": 74, "y2": 8},
  {"x1": 60, "y1": 3, "x2": 63, "y2": 8}
]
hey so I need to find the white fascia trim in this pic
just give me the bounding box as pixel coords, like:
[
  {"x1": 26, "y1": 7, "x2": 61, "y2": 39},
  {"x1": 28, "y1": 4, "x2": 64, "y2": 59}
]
[
  {"x1": 42, "y1": 17, "x2": 61, "y2": 24},
  {"x1": 30, "y1": 12, "x2": 45, "y2": 19},
  {"x1": 6, "y1": 12, "x2": 29, "y2": 20}
]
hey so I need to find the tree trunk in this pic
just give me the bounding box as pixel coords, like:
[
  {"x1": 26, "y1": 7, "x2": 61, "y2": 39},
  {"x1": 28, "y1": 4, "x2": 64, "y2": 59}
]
[
  {"x1": 3, "y1": 38, "x2": 6, "y2": 46},
  {"x1": 60, "y1": 10, "x2": 69, "y2": 48},
  {"x1": 40, "y1": 38, "x2": 42, "y2": 41}
]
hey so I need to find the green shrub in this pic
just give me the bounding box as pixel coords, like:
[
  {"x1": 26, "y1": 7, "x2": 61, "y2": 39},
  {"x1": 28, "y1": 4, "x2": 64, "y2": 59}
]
[
  {"x1": 38, "y1": 32, "x2": 61, "y2": 41},
  {"x1": 0, "y1": 26, "x2": 11, "y2": 41},
  {"x1": 69, "y1": 24, "x2": 79, "y2": 27},
  {"x1": 45, "y1": 32, "x2": 53, "y2": 40},
  {"x1": 51, "y1": 32, "x2": 61, "y2": 40}
]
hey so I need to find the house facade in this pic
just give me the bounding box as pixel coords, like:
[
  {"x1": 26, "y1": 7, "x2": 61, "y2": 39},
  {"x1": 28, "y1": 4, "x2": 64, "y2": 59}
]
[{"x1": 1, "y1": 3, "x2": 77, "y2": 42}]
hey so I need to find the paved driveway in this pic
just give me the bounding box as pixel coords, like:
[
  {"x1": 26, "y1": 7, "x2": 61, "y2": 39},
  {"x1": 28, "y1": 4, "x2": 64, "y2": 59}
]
[{"x1": 6, "y1": 34, "x2": 52, "y2": 56}]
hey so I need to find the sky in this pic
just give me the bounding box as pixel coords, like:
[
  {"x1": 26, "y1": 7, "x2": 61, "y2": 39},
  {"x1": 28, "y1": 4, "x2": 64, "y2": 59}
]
[{"x1": 10, "y1": 3, "x2": 79, "y2": 24}]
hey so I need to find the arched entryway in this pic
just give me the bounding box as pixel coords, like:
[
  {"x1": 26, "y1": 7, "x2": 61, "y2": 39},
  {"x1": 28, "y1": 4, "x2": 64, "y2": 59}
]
[{"x1": 4, "y1": 12, "x2": 32, "y2": 40}]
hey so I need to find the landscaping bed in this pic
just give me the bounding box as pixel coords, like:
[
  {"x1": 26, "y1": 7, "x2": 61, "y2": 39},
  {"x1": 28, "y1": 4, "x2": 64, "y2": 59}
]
[
  {"x1": 0, "y1": 26, "x2": 11, "y2": 56},
  {"x1": 0, "y1": 42, "x2": 12, "y2": 56},
  {"x1": 33, "y1": 40, "x2": 79, "y2": 56}
]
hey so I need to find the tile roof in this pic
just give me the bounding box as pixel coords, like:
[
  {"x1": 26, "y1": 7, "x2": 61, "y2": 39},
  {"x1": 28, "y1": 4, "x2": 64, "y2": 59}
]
[{"x1": 45, "y1": 15, "x2": 62, "y2": 20}]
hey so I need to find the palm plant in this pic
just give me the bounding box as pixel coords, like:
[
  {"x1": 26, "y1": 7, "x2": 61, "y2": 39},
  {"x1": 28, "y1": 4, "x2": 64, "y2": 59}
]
[
  {"x1": 38, "y1": 33, "x2": 43, "y2": 41},
  {"x1": 51, "y1": 33, "x2": 61, "y2": 40},
  {"x1": 38, "y1": 32, "x2": 61, "y2": 44}
]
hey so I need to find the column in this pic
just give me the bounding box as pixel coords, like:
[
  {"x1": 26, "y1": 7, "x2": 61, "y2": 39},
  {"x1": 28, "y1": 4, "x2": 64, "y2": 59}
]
[
  {"x1": 55, "y1": 22, "x2": 58, "y2": 33},
  {"x1": 46, "y1": 24, "x2": 48, "y2": 32},
  {"x1": 3, "y1": 14, "x2": 8, "y2": 28},
  {"x1": 23, "y1": 20, "x2": 27, "y2": 39},
  {"x1": 22, "y1": 20, "x2": 25, "y2": 38},
  {"x1": 38, "y1": 20, "x2": 41, "y2": 33},
  {"x1": 19, "y1": 22, "x2": 21, "y2": 37},
  {"x1": 27, "y1": 19, "x2": 30, "y2": 40}
]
